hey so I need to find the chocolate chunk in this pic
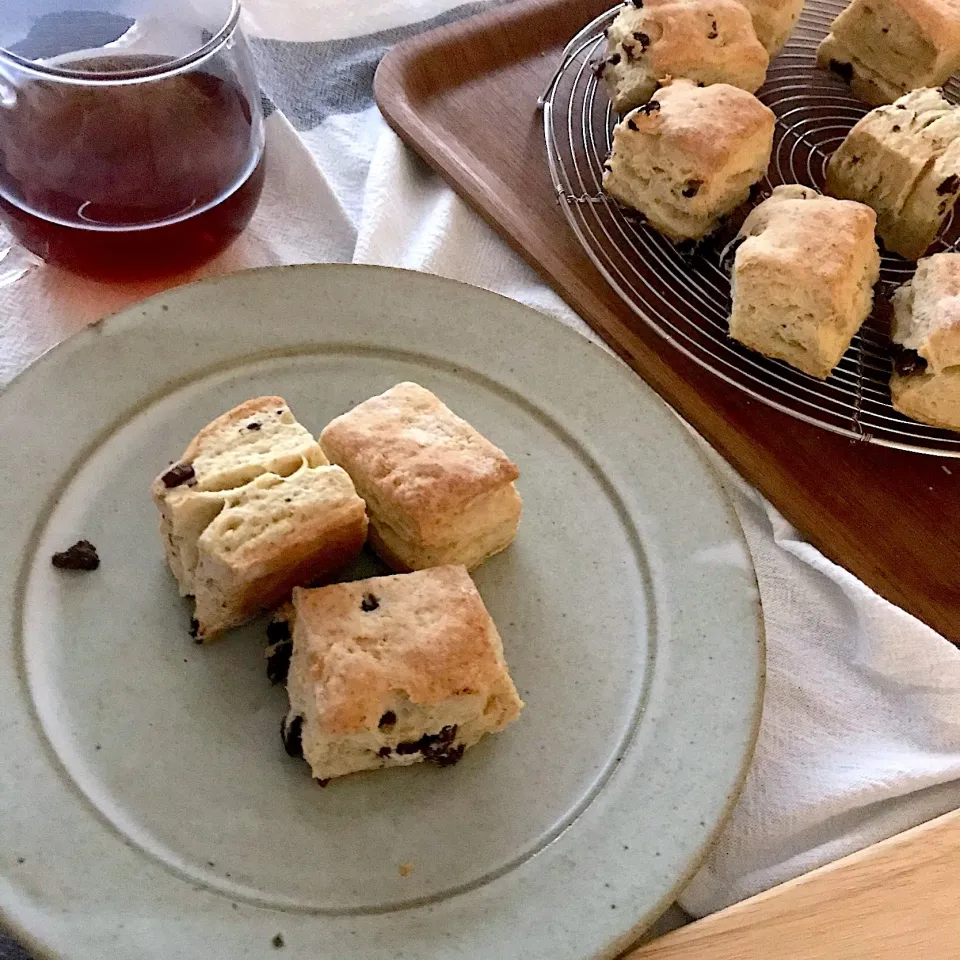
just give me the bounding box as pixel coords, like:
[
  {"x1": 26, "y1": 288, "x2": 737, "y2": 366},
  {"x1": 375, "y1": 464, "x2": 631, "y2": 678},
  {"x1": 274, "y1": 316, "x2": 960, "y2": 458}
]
[
  {"x1": 829, "y1": 59, "x2": 853, "y2": 83},
  {"x1": 637, "y1": 99, "x2": 661, "y2": 115},
  {"x1": 892, "y1": 346, "x2": 928, "y2": 377},
  {"x1": 246, "y1": 422, "x2": 262, "y2": 431},
  {"x1": 633, "y1": 31, "x2": 650, "y2": 50},
  {"x1": 627, "y1": 118, "x2": 639, "y2": 131},
  {"x1": 361, "y1": 593, "x2": 380, "y2": 612},
  {"x1": 379, "y1": 711, "x2": 397, "y2": 727},
  {"x1": 272, "y1": 934, "x2": 285, "y2": 949},
  {"x1": 707, "y1": 19, "x2": 718, "y2": 39},
  {"x1": 682, "y1": 179, "x2": 703, "y2": 198},
  {"x1": 377, "y1": 746, "x2": 392, "y2": 758},
  {"x1": 281, "y1": 715, "x2": 304, "y2": 758},
  {"x1": 51, "y1": 540, "x2": 99, "y2": 571},
  {"x1": 266, "y1": 620, "x2": 291, "y2": 645},
  {"x1": 266, "y1": 641, "x2": 293, "y2": 685},
  {"x1": 938, "y1": 174, "x2": 960, "y2": 196},
  {"x1": 160, "y1": 462, "x2": 195, "y2": 488}
]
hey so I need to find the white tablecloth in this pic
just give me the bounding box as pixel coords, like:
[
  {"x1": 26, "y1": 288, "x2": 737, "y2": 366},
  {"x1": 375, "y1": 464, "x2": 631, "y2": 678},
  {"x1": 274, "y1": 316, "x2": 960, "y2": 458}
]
[{"x1": 3, "y1": 2, "x2": 960, "y2": 953}]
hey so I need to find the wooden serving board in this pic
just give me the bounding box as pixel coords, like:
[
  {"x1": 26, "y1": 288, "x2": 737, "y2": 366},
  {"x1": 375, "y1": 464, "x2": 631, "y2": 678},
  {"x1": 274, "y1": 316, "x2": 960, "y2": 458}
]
[{"x1": 374, "y1": 0, "x2": 960, "y2": 642}]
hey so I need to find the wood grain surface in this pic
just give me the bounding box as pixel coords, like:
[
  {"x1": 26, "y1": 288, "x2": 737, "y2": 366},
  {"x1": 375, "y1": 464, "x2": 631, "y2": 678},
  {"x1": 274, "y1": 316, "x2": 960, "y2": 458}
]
[
  {"x1": 374, "y1": 0, "x2": 960, "y2": 641},
  {"x1": 626, "y1": 808, "x2": 960, "y2": 959}
]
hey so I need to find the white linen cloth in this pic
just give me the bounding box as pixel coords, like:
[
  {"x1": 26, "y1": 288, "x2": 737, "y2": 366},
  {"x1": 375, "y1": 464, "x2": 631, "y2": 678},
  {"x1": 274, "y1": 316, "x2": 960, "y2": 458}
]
[{"x1": 3, "y1": 3, "x2": 960, "y2": 953}]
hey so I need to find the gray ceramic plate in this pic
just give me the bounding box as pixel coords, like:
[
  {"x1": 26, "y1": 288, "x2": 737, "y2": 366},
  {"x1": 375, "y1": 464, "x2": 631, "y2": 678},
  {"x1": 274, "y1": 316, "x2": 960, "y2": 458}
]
[{"x1": 0, "y1": 265, "x2": 763, "y2": 960}]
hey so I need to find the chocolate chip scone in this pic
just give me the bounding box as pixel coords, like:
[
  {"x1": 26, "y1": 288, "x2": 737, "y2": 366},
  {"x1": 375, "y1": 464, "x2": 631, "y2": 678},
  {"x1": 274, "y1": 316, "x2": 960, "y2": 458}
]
[
  {"x1": 152, "y1": 398, "x2": 368, "y2": 641},
  {"x1": 598, "y1": 0, "x2": 769, "y2": 114},
  {"x1": 282, "y1": 566, "x2": 523, "y2": 782}
]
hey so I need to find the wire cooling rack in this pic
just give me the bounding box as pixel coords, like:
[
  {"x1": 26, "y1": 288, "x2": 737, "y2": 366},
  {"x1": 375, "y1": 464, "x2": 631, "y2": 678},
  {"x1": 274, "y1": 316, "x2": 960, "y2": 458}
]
[{"x1": 541, "y1": 0, "x2": 960, "y2": 455}]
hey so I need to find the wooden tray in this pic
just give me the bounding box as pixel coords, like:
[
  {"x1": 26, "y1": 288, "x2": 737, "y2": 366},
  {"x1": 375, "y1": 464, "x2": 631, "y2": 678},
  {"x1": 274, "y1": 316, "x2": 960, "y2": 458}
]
[{"x1": 374, "y1": 0, "x2": 960, "y2": 642}]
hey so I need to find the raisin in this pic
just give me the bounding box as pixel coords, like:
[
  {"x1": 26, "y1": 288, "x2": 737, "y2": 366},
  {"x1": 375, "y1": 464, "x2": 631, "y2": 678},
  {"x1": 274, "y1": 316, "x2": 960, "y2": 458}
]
[
  {"x1": 395, "y1": 726, "x2": 462, "y2": 764},
  {"x1": 315, "y1": 778, "x2": 329, "y2": 788},
  {"x1": 892, "y1": 125, "x2": 901, "y2": 132},
  {"x1": 282, "y1": 715, "x2": 304, "y2": 758},
  {"x1": 361, "y1": 593, "x2": 380, "y2": 612},
  {"x1": 377, "y1": 746, "x2": 392, "y2": 757},
  {"x1": 609, "y1": 52, "x2": 621, "y2": 65},
  {"x1": 937, "y1": 174, "x2": 960, "y2": 196},
  {"x1": 395, "y1": 740, "x2": 421, "y2": 755},
  {"x1": 707, "y1": 19, "x2": 718, "y2": 39},
  {"x1": 425, "y1": 744, "x2": 465, "y2": 767},
  {"x1": 51, "y1": 540, "x2": 99, "y2": 571},
  {"x1": 682, "y1": 179, "x2": 703, "y2": 198},
  {"x1": 633, "y1": 31, "x2": 650, "y2": 50},
  {"x1": 630, "y1": 0, "x2": 643, "y2": 6},
  {"x1": 160, "y1": 462, "x2": 195, "y2": 488},
  {"x1": 246, "y1": 422, "x2": 262, "y2": 431},
  {"x1": 627, "y1": 118, "x2": 639, "y2": 131},
  {"x1": 189, "y1": 618, "x2": 200, "y2": 638},
  {"x1": 379, "y1": 711, "x2": 397, "y2": 727},
  {"x1": 850, "y1": 155, "x2": 861, "y2": 165},
  {"x1": 637, "y1": 99, "x2": 661, "y2": 115},
  {"x1": 592, "y1": 59, "x2": 607, "y2": 79},
  {"x1": 266, "y1": 620, "x2": 291, "y2": 645},
  {"x1": 266, "y1": 641, "x2": 293, "y2": 685},
  {"x1": 892, "y1": 346, "x2": 927, "y2": 377},
  {"x1": 829, "y1": 59, "x2": 853, "y2": 83},
  {"x1": 272, "y1": 933, "x2": 285, "y2": 949}
]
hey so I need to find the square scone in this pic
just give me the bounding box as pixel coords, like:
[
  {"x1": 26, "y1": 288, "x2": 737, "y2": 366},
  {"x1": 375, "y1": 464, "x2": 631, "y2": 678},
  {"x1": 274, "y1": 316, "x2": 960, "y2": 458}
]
[
  {"x1": 152, "y1": 397, "x2": 368, "y2": 641},
  {"x1": 890, "y1": 253, "x2": 960, "y2": 431},
  {"x1": 603, "y1": 79, "x2": 775, "y2": 243},
  {"x1": 320, "y1": 382, "x2": 522, "y2": 572},
  {"x1": 282, "y1": 566, "x2": 524, "y2": 782},
  {"x1": 817, "y1": 0, "x2": 960, "y2": 106},
  {"x1": 729, "y1": 185, "x2": 880, "y2": 378},
  {"x1": 737, "y1": 0, "x2": 805, "y2": 57},
  {"x1": 599, "y1": 0, "x2": 768, "y2": 114}
]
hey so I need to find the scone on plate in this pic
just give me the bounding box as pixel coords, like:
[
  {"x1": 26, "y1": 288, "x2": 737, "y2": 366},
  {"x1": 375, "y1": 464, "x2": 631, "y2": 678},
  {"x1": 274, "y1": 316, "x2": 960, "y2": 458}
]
[
  {"x1": 826, "y1": 88, "x2": 960, "y2": 261},
  {"x1": 599, "y1": 0, "x2": 769, "y2": 114},
  {"x1": 817, "y1": 0, "x2": 960, "y2": 106},
  {"x1": 729, "y1": 185, "x2": 880, "y2": 378},
  {"x1": 320, "y1": 382, "x2": 521, "y2": 572},
  {"x1": 282, "y1": 565, "x2": 523, "y2": 782},
  {"x1": 890, "y1": 253, "x2": 960, "y2": 431},
  {"x1": 152, "y1": 397, "x2": 368, "y2": 641},
  {"x1": 737, "y1": 0, "x2": 805, "y2": 57},
  {"x1": 603, "y1": 79, "x2": 775, "y2": 243}
]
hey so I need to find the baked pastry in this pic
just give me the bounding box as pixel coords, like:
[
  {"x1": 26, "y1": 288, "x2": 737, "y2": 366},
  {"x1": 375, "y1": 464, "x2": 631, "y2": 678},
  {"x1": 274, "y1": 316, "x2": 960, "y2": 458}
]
[
  {"x1": 738, "y1": 0, "x2": 805, "y2": 57},
  {"x1": 283, "y1": 565, "x2": 523, "y2": 782},
  {"x1": 320, "y1": 382, "x2": 521, "y2": 572},
  {"x1": 826, "y1": 88, "x2": 960, "y2": 261},
  {"x1": 152, "y1": 397, "x2": 368, "y2": 641},
  {"x1": 599, "y1": 0, "x2": 769, "y2": 114},
  {"x1": 728, "y1": 185, "x2": 880, "y2": 378},
  {"x1": 603, "y1": 79, "x2": 775, "y2": 243},
  {"x1": 817, "y1": 0, "x2": 960, "y2": 106},
  {"x1": 890, "y1": 253, "x2": 960, "y2": 430}
]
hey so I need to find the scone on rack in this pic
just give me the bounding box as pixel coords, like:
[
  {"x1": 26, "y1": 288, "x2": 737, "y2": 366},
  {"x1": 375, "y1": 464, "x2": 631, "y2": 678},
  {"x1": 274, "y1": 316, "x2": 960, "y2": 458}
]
[
  {"x1": 738, "y1": 0, "x2": 805, "y2": 57},
  {"x1": 890, "y1": 253, "x2": 960, "y2": 431},
  {"x1": 282, "y1": 566, "x2": 523, "y2": 782},
  {"x1": 599, "y1": 0, "x2": 768, "y2": 114},
  {"x1": 817, "y1": 0, "x2": 960, "y2": 106},
  {"x1": 603, "y1": 79, "x2": 775, "y2": 243},
  {"x1": 152, "y1": 397, "x2": 368, "y2": 641},
  {"x1": 826, "y1": 88, "x2": 960, "y2": 261},
  {"x1": 728, "y1": 185, "x2": 880, "y2": 378},
  {"x1": 320, "y1": 382, "x2": 521, "y2": 572}
]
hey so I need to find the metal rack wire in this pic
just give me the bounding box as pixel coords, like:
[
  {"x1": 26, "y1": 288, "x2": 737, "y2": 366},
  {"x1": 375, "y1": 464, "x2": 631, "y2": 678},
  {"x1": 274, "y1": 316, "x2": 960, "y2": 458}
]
[{"x1": 541, "y1": 0, "x2": 960, "y2": 455}]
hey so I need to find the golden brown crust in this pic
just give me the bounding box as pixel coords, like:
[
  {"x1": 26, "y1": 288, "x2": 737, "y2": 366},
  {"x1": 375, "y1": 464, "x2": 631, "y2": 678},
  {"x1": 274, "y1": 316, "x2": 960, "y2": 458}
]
[
  {"x1": 320, "y1": 382, "x2": 519, "y2": 545},
  {"x1": 292, "y1": 566, "x2": 514, "y2": 735},
  {"x1": 890, "y1": 367, "x2": 960, "y2": 432}
]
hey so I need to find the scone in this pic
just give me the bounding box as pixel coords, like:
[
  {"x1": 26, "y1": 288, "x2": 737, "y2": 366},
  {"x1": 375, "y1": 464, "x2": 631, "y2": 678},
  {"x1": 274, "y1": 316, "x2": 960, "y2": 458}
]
[
  {"x1": 826, "y1": 88, "x2": 960, "y2": 261},
  {"x1": 890, "y1": 253, "x2": 960, "y2": 431},
  {"x1": 282, "y1": 566, "x2": 523, "y2": 782},
  {"x1": 738, "y1": 0, "x2": 805, "y2": 57},
  {"x1": 320, "y1": 382, "x2": 521, "y2": 572},
  {"x1": 603, "y1": 79, "x2": 775, "y2": 243},
  {"x1": 153, "y1": 397, "x2": 368, "y2": 641},
  {"x1": 729, "y1": 185, "x2": 880, "y2": 378},
  {"x1": 817, "y1": 0, "x2": 960, "y2": 106},
  {"x1": 599, "y1": 0, "x2": 769, "y2": 114}
]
